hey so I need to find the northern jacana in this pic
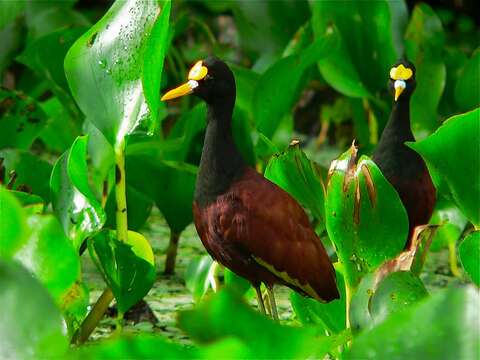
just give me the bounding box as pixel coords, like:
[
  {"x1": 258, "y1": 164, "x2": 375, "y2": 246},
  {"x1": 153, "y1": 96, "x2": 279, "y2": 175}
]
[
  {"x1": 372, "y1": 61, "x2": 436, "y2": 249},
  {"x1": 161, "y1": 57, "x2": 339, "y2": 318}
]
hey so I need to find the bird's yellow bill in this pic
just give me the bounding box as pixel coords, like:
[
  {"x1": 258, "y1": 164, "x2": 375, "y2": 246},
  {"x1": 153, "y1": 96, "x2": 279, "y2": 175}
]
[
  {"x1": 161, "y1": 82, "x2": 194, "y2": 101},
  {"x1": 394, "y1": 80, "x2": 406, "y2": 101}
]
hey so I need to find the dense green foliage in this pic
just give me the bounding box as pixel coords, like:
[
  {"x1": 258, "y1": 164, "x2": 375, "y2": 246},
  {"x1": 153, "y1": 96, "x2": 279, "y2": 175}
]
[{"x1": 0, "y1": 0, "x2": 478, "y2": 359}]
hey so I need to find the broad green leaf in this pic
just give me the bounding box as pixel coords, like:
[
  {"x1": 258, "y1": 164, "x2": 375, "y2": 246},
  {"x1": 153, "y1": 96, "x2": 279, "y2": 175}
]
[
  {"x1": 408, "y1": 108, "x2": 480, "y2": 226},
  {"x1": 0, "y1": 259, "x2": 68, "y2": 359},
  {"x1": 224, "y1": 268, "x2": 252, "y2": 298},
  {"x1": 185, "y1": 255, "x2": 215, "y2": 303},
  {"x1": 178, "y1": 289, "x2": 344, "y2": 359},
  {"x1": 0, "y1": 189, "x2": 27, "y2": 258},
  {"x1": 347, "y1": 286, "x2": 480, "y2": 359},
  {"x1": 325, "y1": 145, "x2": 408, "y2": 288},
  {"x1": 253, "y1": 29, "x2": 338, "y2": 138},
  {"x1": 89, "y1": 230, "x2": 155, "y2": 314},
  {"x1": 349, "y1": 272, "x2": 376, "y2": 333},
  {"x1": 311, "y1": 0, "x2": 400, "y2": 97},
  {"x1": 50, "y1": 135, "x2": 106, "y2": 251},
  {"x1": 459, "y1": 231, "x2": 480, "y2": 286},
  {"x1": 0, "y1": 89, "x2": 47, "y2": 150},
  {"x1": 14, "y1": 215, "x2": 81, "y2": 307},
  {"x1": 0, "y1": 1, "x2": 25, "y2": 31},
  {"x1": 126, "y1": 156, "x2": 197, "y2": 234},
  {"x1": 405, "y1": 3, "x2": 446, "y2": 134},
  {"x1": 429, "y1": 198, "x2": 467, "y2": 251},
  {"x1": 290, "y1": 269, "x2": 346, "y2": 334},
  {"x1": 64, "y1": 0, "x2": 171, "y2": 145},
  {"x1": 369, "y1": 271, "x2": 428, "y2": 326},
  {"x1": 455, "y1": 48, "x2": 480, "y2": 112},
  {"x1": 8, "y1": 190, "x2": 45, "y2": 210},
  {"x1": 0, "y1": 149, "x2": 52, "y2": 202},
  {"x1": 265, "y1": 142, "x2": 326, "y2": 224},
  {"x1": 17, "y1": 27, "x2": 85, "y2": 117},
  {"x1": 230, "y1": 64, "x2": 260, "y2": 118}
]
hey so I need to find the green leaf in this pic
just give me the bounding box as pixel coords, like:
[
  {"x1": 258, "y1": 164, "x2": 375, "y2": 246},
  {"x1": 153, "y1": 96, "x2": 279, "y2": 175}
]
[
  {"x1": 0, "y1": 259, "x2": 68, "y2": 359},
  {"x1": 311, "y1": 0, "x2": 400, "y2": 97},
  {"x1": 17, "y1": 27, "x2": 85, "y2": 117},
  {"x1": 0, "y1": 1, "x2": 25, "y2": 31},
  {"x1": 253, "y1": 29, "x2": 338, "y2": 138},
  {"x1": 325, "y1": 145, "x2": 408, "y2": 288},
  {"x1": 224, "y1": 268, "x2": 252, "y2": 298},
  {"x1": 405, "y1": 3, "x2": 446, "y2": 134},
  {"x1": 50, "y1": 135, "x2": 106, "y2": 251},
  {"x1": 408, "y1": 108, "x2": 480, "y2": 226},
  {"x1": 0, "y1": 89, "x2": 47, "y2": 150},
  {"x1": 455, "y1": 48, "x2": 480, "y2": 112},
  {"x1": 89, "y1": 229, "x2": 155, "y2": 314},
  {"x1": 64, "y1": 0, "x2": 171, "y2": 145},
  {"x1": 369, "y1": 271, "x2": 428, "y2": 326},
  {"x1": 230, "y1": 64, "x2": 260, "y2": 118},
  {"x1": 0, "y1": 149, "x2": 52, "y2": 202},
  {"x1": 349, "y1": 272, "x2": 376, "y2": 333},
  {"x1": 185, "y1": 255, "x2": 215, "y2": 303},
  {"x1": 347, "y1": 286, "x2": 480, "y2": 359},
  {"x1": 265, "y1": 142, "x2": 326, "y2": 224},
  {"x1": 290, "y1": 269, "x2": 346, "y2": 333},
  {"x1": 459, "y1": 231, "x2": 480, "y2": 286},
  {"x1": 178, "y1": 289, "x2": 344, "y2": 359},
  {"x1": 0, "y1": 189, "x2": 28, "y2": 258}
]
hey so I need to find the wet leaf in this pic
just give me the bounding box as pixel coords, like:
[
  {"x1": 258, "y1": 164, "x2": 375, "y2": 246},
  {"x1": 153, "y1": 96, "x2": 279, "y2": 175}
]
[
  {"x1": 459, "y1": 231, "x2": 480, "y2": 286},
  {"x1": 64, "y1": 0, "x2": 171, "y2": 145},
  {"x1": 89, "y1": 229, "x2": 155, "y2": 314},
  {"x1": 0, "y1": 89, "x2": 47, "y2": 150},
  {"x1": 0, "y1": 259, "x2": 68, "y2": 359},
  {"x1": 408, "y1": 108, "x2": 480, "y2": 226},
  {"x1": 50, "y1": 135, "x2": 106, "y2": 251},
  {"x1": 325, "y1": 145, "x2": 408, "y2": 288},
  {"x1": 347, "y1": 286, "x2": 480, "y2": 359}
]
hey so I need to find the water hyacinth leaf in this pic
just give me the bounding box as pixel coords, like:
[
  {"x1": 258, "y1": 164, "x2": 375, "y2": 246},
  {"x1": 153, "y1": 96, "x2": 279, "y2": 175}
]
[
  {"x1": 17, "y1": 27, "x2": 86, "y2": 117},
  {"x1": 347, "y1": 286, "x2": 480, "y2": 359},
  {"x1": 8, "y1": 190, "x2": 44, "y2": 209},
  {"x1": 290, "y1": 269, "x2": 346, "y2": 333},
  {"x1": 455, "y1": 48, "x2": 480, "y2": 112},
  {"x1": 178, "y1": 289, "x2": 340, "y2": 359},
  {"x1": 369, "y1": 271, "x2": 428, "y2": 326},
  {"x1": 265, "y1": 142, "x2": 326, "y2": 224},
  {"x1": 429, "y1": 198, "x2": 467, "y2": 251},
  {"x1": 459, "y1": 231, "x2": 480, "y2": 286},
  {"x1": 0, "y1": 259, "x2": 68, "y2": 359},
  {"x1": 224, "y1": 268, "x2": 252, "y2": 298},
  {"x1": 405, "y1": 3, "x2": 446, "y2": 134},
  {"x1": 64, "y1": 0, "x2": 171, "y2": 145},
  {"x1": 408, "y1": 108, "x2": 480, "y2": 226},
  {"x1": 311, "y1": 0, "x2": 400, "y2": 97},
  {"x1": 0, "y1": 149, "x2": 52, "y2": 202},
  {"x1": 0, "y1": 189, "x2": 28, "y2": 258},
  {"x1": 50, "y1": 135, "x2": 106, "y2": 251},
  {"x1": 89, "y1": 229, "x2": 155, "y2": 314},
  {"x1": 325, "y1": 145, "x2": 408, "y2": 287},
  {"x1": 14, "y1": 214, "x2": 81, "y2": 308},
  {"x1": 185, "y1": 255, "x2": 215, "y2": 303},
  {"x1": 0, "y1": 88, "x2": 47, "y2": 150},
  {"x1": 253, "y1": 29, "x2": 338, "y2": 138},
  {"x1": 349, "y1": 272, "x2": 376, "y2": 333}
]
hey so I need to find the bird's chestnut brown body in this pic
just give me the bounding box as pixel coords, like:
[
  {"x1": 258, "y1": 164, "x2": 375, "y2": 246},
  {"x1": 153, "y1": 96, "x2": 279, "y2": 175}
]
[
  {"x1": 373, "y1": 61, "x2": 436, "y2": 248},
  {"x1": 193, "y1": 167, "x2": 339, "y2": 302}
]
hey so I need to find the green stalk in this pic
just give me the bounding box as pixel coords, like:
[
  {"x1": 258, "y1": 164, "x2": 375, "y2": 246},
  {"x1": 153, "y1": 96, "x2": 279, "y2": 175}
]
[{"x1": 72, "y1": 140, "x2": 129, "y2": 345}]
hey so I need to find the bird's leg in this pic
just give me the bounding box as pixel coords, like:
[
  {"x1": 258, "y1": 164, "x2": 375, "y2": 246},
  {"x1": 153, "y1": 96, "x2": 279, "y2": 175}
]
[
  {"x1": 164, "y1": 231, "x2": 180, "y2": 275},
  {"x1": 266, "y1": 285, "x2": 279, "y2": 321},
  {"x1": 254, "y1": 285, "x2": 266, "y2": 315}
]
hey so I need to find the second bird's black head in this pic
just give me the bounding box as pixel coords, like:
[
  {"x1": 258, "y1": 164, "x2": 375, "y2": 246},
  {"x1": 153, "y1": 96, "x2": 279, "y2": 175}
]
[
  {"x1": 161, "y1": 57, "x2": 236, "y2": 106},
  {"x1": 388, "y1": 60, "x2": 416, "y2": 102}
]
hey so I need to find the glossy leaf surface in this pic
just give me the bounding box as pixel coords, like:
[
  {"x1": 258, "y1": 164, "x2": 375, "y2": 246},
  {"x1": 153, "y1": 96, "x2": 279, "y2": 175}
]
[
  {"x1": 459, "y1": 231, "x2": 480, "y2": 286},
  {"x1": 0, "y1": 189, "x2": 27, "y2": 258},
  {"x1": 455, "y1": 48, "x2": 480, "y2": 112},
  {"x1": 408, "y1": 108, "x2": 480, "y2": 226},
  {"x1": 64, "y1": 0, "x2": 171, "y2": 145},
  {"x1": 185, "y1": 255, "x2": 215, "y2": 303},
  {"x1": 50, "y1": 136, "x2": 106, "y2": 250}
]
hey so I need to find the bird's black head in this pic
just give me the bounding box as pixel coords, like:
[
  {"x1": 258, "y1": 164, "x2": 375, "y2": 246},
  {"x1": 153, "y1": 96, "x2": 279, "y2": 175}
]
[
  {"x1": 161, "y1": 56, "x2": 236, "y2": 106},
  {"x1": 388, "y1": 60, "x2": 416, "y2": 102}
]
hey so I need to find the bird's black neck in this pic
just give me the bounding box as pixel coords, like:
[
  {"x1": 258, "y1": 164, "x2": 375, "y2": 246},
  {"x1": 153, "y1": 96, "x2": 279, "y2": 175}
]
[
  {"x1": 377, "y1": 98, "x2": 414, "y2": 150},
  {"x1": 194, "y1": 100, "x2": 246, "y2": 207}
]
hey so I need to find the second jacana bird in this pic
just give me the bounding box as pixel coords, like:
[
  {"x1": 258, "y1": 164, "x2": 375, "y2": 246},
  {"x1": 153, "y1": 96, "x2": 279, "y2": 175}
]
[
  {"x1": 162, "y1": 57, "x2": 339, "y2": 318},
  {"x1": 373, "y1": 61, "x2": 436, "y2": 249}
]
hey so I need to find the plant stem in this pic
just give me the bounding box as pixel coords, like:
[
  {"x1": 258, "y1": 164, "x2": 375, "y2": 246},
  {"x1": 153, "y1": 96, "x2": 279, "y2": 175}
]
[
  {"x1": 448, "y1": 240, "x2": 461, "y2": 278},
  {"x1": 71, "y1": 288, "x2": 114, "y2": 345},
  {"x1": 73, "y1": 140, "x2": 130, "y2": 345},
  {"x1": 345, "y1": 281, "x2": 353, "y2": 330},
  {"x1": 164, "y1": 231, "x2": 180, "y2": 274}
]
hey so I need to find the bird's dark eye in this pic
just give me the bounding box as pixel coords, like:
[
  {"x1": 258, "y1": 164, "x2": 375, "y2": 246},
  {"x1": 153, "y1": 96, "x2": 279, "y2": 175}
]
[{"x1": 205, "y1": 74, "x2": 213, "y2": 81}]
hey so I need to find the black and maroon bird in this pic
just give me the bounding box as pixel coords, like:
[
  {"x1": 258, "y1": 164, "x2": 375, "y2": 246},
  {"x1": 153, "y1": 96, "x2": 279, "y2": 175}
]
[
  {"x1": 373, "y1": 61, "x2": 436, "y2": 249},
  {"x1": 161, "y1": 57, "x2": 339, "y2": 318}
]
